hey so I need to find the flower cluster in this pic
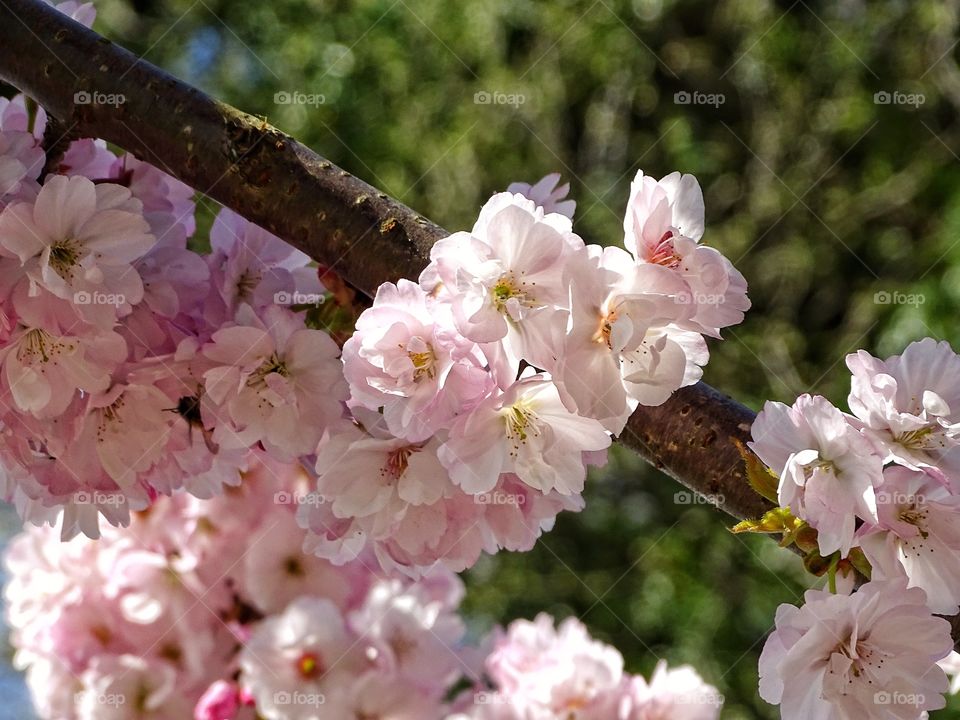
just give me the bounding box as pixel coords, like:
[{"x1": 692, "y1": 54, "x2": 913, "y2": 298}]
[
  {"x1": 1, "y1": 19, "x2": 748, "y2": 569},
  {"x1": 4, "y1": 452, "x2": 721, "y2": 720},
  {"x1": 300, "y1": 171, "x2": 748, "y2": 575},
  {"x1": 750, "y1": 337, "x2": 960, "y2": 718},
  {"x1": 4, "y1": 454, "x2": 457, "y2": 719},
  {"x1": 448, "y1": 614, "x2": 723, "y2": 720},
  {"x1": 0, "y1": 5, "x2": 341, "y2": 540}
]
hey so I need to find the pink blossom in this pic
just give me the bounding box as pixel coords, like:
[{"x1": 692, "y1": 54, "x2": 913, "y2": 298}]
[
  {"x1": 332, "y1": 672, "x2": 444, "y2": 719},
  {"x1": 623, "y1": 170, "x2": 749, "y2": 336},
  {"x1": 239, "y1": 596, "x2": 369, "y2": 719},
  {"x1": 313, "y1": 422, "x2": 450, "y2": 522},
  {"x1": 0, "y1": 130, "x2": 43, "y2": 202},
  {"x1": 858, "y1": 465, "x2": 960, "y2": 614},
  {"x1": 485, "y1": 614, "x2": 623, "y2": 718},
  {"x1": 202, "y1": 305, "x2": 347, "y2": 459},
  {"x1": 847, "y1": 338, "x2": 960, "y2": 484},
  {"x1": 343, "y1": 279, "x2": 490, "y2": 441},
  {"x1": 241, "y1": 513, "x2": 354, "y2": 615},
  {"x1": 110, "y1": 154, "x2": 197, "y2": 240},
  {"x1": 0, "y1": 324, "x2": 125, "y2": 418},
  {"x1": 620, "y1": 661, "x2": 723, "y2": 719},
  {"x1": 87, "y1": 380, "x2": 174, "y2": 489},
  {"x1": 195, "y1": 680, "x2": 241, "y2": 720},
  {"x1": 78, "y1": 655, "x2": 194, "y2": 719},
  {"x1": 0, "y1": 175, "x2": 156, "y2": 327},
  {"x1": 759, "y1": 580, "x2": 952, "y2": 720},
  {"x1": 751, "y1": 394, "x2": 883, "y2": 556},
  {"x1": 439, "y1": 375, "x2": 611, "y2": 496},
  {"x1": 352, "y1": 577, "x2": 468, "y2": 693},
  {"x1": 421, "y1": 193, "x2": 577, "y2": 374},
  {"x1": 555, "y1": 244, "x2": 705, "y2": 432},
  {"x1": 506, "y1": 173, "x2": 576, "y2": 218}
]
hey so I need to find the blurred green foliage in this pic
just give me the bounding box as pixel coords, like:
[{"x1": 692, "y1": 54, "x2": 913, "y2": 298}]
[{"x1": 17, "y1": 0, "x2": 960, "y2": 716}]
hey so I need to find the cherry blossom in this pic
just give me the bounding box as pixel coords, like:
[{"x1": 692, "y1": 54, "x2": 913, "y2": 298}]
[
  {"x1": 555, "y1": 244, "x2": 705, "y2": 432},
  {"x1": 201, "y1": 304, "x2": 348, "y2": 459},
  {"x1": 343, "y1": 279, "x2": 490, "y2": 442},
  {"x1": 0, "y1": 174, "x2": 156, "y2": 327},
  {"x1": 239, "y1": 596, "x2": 368, "y2": 719},
  {"x1": 847, "y1": 338, "x2": 960, "y2": 485},
  {"x1": 0, "y1": 324, "x2": 124, "y2": 417},
  {"x1": 750, "y1": 393, "x2": 883, "y2": 556},
  {"x1": 759, "y1": 580, "x2": 952, "y2": 720},
  {"x1": 0, "y1": 129, "x2": 43, "y2": 202},
  {"x1": 506, "y1": 172, "x2": 576, "y2": 218},
  {"x1": 439, "y1": 375, "x2": 611, "y2": 496},
  {"x1": 421, "y1": 193, "x2": 577, "y2": 374},
  {"x1": 485, "y1": 614, "x2": 624, "y2": 715},
  {"x1": 619, "y1": 661, "x2": 723, "y2": 720},
  {"x1": 858, "y1": 465, "x2": 960, "y2": 614},
  {"x1": 623, "y1": 170, "x2": 749, "y2": 337}
]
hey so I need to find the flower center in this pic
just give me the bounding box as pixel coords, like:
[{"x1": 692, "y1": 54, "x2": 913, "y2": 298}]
[
  {"x1": 406, "y1": 344, "x2": 436, "y2": 381},
  {"x1": 96, "y1": 393, "x2": 127, "y2": 442},
  {"x1": 594, "y1": 308, "x2": 618, "y2": 348},
  {"x1": 49, "y1": 238, "x2": 82, "y2": 280},
  {"x1": 388, "y1": 629, "x2": 416, "y2": 660},
  {"x1": 16, "y1": 328, "x2": 76, "y2": 365},
  {"x1": 895, "y1": 426, "x2": 942, "y2": 451},
  {"x1": 492, "y1": 272, "x2": 535, "y2": 313},
  {"x1": 246, "y1": 353, "x2": 288, "y2": 388},
  {"x1": 831, "y1": 636, "x2": 887, "y2": 689},
  {"x1": 648, "y1": 231, "x2": 682, "y2": 268},
  {"x1": 504, "y1": 400, "x2": 541, "y2": 455},
  {"x1": 296, "y1": 651, "x2": 324, "y2": 679},
  {"x1": 383, "y1": 445, "x2": 416, "y2": 480},
  {"x1": 898, "y1": 502, "x2": 931, "y2": 544},
  {"x1": 801, "y1": 458, "x2": 836, "y2": 480},
  {"x1": 284, "y1": 555, "x2": 305, "y2": 577},
  {"x1": 235, "y1": 269, "x2": 261, "y2": 300}
]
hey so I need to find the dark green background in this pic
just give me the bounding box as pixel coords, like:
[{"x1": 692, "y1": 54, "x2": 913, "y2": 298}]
[{"x1": 5, "y1": 1, "x2": 960, "y2": 717}]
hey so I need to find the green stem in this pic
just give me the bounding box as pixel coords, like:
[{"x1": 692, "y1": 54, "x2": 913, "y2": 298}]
[{"x1": 827, "y1": 554, "x2": 839, "y2": 594}]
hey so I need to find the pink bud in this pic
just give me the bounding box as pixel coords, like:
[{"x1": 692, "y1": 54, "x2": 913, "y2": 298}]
[{"x1": 194, "y1": 680, "x2": 239, "y2": 720}]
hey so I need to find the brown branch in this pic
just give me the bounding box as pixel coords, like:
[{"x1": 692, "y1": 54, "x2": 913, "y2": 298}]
[
  {"x1": 0, "y1": 0, "x2": 768, "y2": 521},
  {"x1": 39, "y1": 113, "x2": 74, "y2": 180}
]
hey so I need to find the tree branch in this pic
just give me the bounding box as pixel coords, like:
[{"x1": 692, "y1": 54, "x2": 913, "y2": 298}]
[{"x1": 0, "y1": 0, "x2": 769, "y2": 524}]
